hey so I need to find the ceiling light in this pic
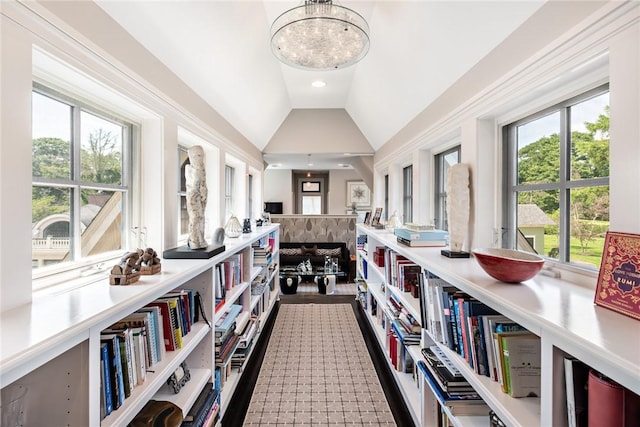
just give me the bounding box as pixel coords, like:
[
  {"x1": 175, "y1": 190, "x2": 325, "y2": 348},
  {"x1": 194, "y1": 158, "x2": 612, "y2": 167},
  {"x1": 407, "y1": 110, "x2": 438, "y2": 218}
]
[
  {"x1": 311, "y1": 80, "x2": 326, "y2": 88},
  {"x1": 270, "y1": 0, "x2": 370, "y2": 71}
]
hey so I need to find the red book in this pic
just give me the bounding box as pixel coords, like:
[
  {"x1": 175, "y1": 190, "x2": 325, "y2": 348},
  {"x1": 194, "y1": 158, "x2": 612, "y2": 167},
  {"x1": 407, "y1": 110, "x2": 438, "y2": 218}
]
[{"x1": 594, "y1": 231, "x2": 640, "y2": 320}]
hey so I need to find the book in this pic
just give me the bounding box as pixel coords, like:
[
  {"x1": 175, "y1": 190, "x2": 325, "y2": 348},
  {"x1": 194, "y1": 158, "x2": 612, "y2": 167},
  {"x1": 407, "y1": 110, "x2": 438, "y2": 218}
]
[
  {"x1": 394, "y1": 227, "x2": 449, "y2": 241},
  {"x1": 492, "y1": 330, "x2": 531, "y2": 391},
  {"x1": 100, "y1": 334, "x2": 125, "y2": 409},
  {"x1": 564, "y1": 357, "x2": 589, "y2": 427},
  {"x1": 500, "y1": 333, "x2": 540, "y2": 397},
  {"x1": 100, "y1": 342, "x2": 113, "y2": 418},
  {"x1": 397, "y1": 236, "x2": 447, "y2": 247},
  {"x1": 594, "y1": 231, "x2": 640, "y2": 320},
  {"x1": 182, "y1": 383, "x2": 217, "y2": 427}
]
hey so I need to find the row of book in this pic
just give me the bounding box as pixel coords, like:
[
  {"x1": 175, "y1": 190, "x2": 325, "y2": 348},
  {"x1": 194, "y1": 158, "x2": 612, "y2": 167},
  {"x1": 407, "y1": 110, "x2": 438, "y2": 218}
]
[
  {"x1": 100, "y1": 289, "x2": 199, "y2": 419},
  {"x1": 383, "y1": 248, "x2": 422, "y2": 297},
  {"x1": 214, "y1": 253, "x2": 244, "y2": 302},
  {"x1": 418, "y1": 273, "x2": 541, "y2": 398},
  {"x1": 252, "y1": 237, "x2": 273, "y2": 266},
  {"x1": 215, "y1": 304, "x2": 242, "y2": 366}
]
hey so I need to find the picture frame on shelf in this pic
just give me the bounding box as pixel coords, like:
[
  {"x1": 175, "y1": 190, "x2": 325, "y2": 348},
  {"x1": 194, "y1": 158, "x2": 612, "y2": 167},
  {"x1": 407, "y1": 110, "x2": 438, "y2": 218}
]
[
  {"x1": 371, "y1": 208, "x2": 383, "y2": 227},
  {"x1": 167, "y1": 361, "x2": 191, "y2": 394},
  {"x1": 346, "y1": 181, "x2": 371, "y2": 207},
  {"x1": 363, "y1": 211, "x2": 371, "y2": 225}
]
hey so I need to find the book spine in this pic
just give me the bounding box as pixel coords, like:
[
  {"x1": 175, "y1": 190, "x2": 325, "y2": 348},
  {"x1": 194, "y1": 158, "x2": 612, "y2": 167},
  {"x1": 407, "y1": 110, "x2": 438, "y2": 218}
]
[{"x1": 100, "y1": 343, "x2": 113, "y2": 417}]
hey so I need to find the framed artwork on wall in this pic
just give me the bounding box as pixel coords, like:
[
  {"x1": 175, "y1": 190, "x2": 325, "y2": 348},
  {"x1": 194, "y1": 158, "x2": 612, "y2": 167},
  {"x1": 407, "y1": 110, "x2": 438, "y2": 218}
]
[
  {"x1": 302, "y1": 181, "x2": 320, "y2": 192},
  {"x1": 347, "y1": 181, "x2": 370, "y2": 207}
]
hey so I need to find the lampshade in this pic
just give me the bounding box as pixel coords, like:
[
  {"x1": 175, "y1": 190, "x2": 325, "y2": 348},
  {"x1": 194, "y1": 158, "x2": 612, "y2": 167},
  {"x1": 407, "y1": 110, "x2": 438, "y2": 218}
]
[{"x1": 270, "y1": 0, "x2": 370, "y2": 71}]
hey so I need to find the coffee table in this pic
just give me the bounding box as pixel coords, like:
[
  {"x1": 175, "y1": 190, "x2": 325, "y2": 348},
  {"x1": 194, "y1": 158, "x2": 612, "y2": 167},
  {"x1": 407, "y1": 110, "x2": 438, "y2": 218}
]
[{"x1": 279, "y1": 265, "x2": 346, "y2": 294}]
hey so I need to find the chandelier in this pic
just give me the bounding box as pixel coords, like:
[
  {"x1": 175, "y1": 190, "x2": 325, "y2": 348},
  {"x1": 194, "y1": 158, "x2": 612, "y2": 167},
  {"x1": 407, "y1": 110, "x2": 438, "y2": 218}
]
[{"x1": 270, "y1": 0, "x2": 370, "y2": 71}]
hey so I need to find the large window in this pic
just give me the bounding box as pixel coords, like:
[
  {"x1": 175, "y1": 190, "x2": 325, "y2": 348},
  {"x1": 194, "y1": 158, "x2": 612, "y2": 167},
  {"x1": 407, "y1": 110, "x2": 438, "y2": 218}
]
[
  {"x1": 32, "y1": 86, "x2": 132, "y2": 271},
  {"x1": 435, "y1": 146, "x2": 461, "y2": 230},
  {"x1": 225, "y1": 165, "x2": 234, "y2": 221},
  {"x1": 504, "y1": 84, "x2": 609, "y2": 269},
  {"x1": 403, "y1": 165, "x2": 413, "y2": 223}
]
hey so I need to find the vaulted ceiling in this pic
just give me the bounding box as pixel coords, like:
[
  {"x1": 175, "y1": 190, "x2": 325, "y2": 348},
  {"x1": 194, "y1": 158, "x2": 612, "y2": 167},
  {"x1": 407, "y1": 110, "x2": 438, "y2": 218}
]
[{"x1": 96, "y1": 1, "x2": 545, "y2": 168}]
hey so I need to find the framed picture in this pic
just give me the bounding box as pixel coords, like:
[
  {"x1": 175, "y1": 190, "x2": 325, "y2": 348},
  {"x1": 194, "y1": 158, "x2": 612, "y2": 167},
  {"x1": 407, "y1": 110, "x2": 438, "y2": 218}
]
[
  {"x1": 301, "y1": 181, "x2": 320, "y2": 192},
  {"x1": 371, "y1": 207, "x2": 383, "y2": 226},
  {"x1": 346, "y1": 181, "x2": 371, "y2": 207},
  {"x1": 363, "y1": 211, "x2": 371, "y2": 225}
]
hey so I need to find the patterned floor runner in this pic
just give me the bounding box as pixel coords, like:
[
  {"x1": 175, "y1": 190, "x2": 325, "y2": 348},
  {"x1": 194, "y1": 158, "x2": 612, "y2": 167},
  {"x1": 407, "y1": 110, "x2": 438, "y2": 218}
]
[{"x1": 242, "y1": 304, "x2": 397, "y2": 426}]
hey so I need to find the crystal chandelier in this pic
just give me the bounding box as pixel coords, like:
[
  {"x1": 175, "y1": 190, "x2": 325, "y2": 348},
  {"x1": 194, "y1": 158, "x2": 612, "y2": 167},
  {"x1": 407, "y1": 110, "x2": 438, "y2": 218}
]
[{"x1": 270, "y1": 0, "x2": 370, "y2": 71}]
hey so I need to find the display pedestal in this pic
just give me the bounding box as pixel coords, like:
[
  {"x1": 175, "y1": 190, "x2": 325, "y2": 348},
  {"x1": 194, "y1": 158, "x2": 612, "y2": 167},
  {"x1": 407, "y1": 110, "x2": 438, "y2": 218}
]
[{"x1": 163, "y1": 244, "x2": 225, "y2": 259}]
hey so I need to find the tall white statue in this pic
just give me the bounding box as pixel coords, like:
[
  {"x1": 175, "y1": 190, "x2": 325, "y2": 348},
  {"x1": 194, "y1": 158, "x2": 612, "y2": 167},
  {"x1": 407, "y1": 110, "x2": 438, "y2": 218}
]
[
  {"x1": 446, "y1": 163, "x2": 470, "y2": 253},
  {"x1": 186, "y1": 145, "x2": 208, "y2": 249}
]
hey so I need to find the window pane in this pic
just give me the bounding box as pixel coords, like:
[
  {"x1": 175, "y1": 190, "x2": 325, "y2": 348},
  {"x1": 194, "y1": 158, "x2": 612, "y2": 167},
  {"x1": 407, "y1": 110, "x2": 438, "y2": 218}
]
[
  {"x1": 32, "y1": 92, "x2": 71, "y2": 179},
  {"x1": 180, "y1": 195, "x2": 189, "y2": 235},
  {"x1": 570, "y1": 93, "x2": 610, "y2": 180},
  {"x1": 80, "y1": 189, "x2": 123, "y2": 257},
  {"x1": 32, "y1": 186, "x2": 71, "y2": 269},
  {"x1": 302, "y1": 196, "x2": 321, "y2": 214},
  {"x1": 516, "y1": 190, "x2": 558, "y2": 258},
  {"x1": 179, "y1": 148, "x2": 189, "y2": 193},
  {"x1": 80, "y1": 111, "x2": 123, "y2": 185},
  {"x1": 569, "y1": 186, "x2": 609, "y2": 268},
  {"x1": 517, "y1": 111, "x2": 560, "y2": 184}
]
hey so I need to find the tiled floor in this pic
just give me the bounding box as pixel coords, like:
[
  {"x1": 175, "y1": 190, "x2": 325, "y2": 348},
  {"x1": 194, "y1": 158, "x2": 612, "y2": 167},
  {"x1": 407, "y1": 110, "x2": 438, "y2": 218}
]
[{"x1": 243, "y1": 304, "x2": 396, "y2": 426}]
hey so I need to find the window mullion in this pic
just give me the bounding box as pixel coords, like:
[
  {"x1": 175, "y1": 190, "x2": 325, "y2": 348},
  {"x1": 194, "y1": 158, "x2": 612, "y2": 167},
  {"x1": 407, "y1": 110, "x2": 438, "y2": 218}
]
[
  {"x1": 558, "y1": 106, "x2": 570, "y2": 263},
  {"x1": 71, "y1": 106, "x2": 82, "y2": 262}
]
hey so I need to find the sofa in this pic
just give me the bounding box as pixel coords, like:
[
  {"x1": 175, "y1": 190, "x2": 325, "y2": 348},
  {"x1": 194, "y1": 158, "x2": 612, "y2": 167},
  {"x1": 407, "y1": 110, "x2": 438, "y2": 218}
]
[{"x1": 278, "y1": 242, "x2": 350, "y2": 280}]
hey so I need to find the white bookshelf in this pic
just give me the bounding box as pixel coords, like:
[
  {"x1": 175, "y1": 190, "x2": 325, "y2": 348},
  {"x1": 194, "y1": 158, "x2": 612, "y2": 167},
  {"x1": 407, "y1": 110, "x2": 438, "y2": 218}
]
[
  {"x1": 356, "y1": 224, "x2": 640, "y2": 427},
  {"x1": 0, "y1": 224, "x2": 280, "y2": 426}
]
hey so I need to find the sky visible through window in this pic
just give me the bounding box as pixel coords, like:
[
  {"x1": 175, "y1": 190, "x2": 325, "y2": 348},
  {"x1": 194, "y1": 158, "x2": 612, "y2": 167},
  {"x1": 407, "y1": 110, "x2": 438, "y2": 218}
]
[{"x1": 32, "y1": 93, "x2": 108, "y2": 142}]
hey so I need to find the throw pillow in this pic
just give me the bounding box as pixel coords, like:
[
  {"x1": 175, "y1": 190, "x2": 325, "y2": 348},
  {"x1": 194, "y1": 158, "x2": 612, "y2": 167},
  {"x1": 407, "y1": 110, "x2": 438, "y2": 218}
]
[
  {"x1": 316, "y1": 248, "x2": 342, "y2": 257},
  {"x1": 280, "y1": 248, "x2": 302, "y2": 256},
  {"x1": 301, "y1": 244, "x2": 317, "y2": 255}
]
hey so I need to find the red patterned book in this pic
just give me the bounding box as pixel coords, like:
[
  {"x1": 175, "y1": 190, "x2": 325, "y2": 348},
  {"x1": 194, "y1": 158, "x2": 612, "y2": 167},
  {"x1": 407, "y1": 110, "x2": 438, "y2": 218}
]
[{"x1": 594, "y1": 231, "x2": 640, "y2": 320}]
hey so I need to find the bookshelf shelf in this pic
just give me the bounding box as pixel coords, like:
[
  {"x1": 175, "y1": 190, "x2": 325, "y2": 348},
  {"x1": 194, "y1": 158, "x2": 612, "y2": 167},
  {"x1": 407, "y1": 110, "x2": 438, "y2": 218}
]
[
  {"x1": 356, "y1": 224, "x2": 640, "y2": 427},
  {"x1": 0, "y1": 225, "x2": 279, "y2": 427}
]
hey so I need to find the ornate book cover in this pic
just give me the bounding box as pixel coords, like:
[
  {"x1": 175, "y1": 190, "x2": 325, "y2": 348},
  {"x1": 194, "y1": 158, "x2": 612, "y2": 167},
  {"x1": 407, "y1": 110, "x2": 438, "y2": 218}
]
[{"x1": 594, "y1": 231, "x2": 640, "y2": 320}]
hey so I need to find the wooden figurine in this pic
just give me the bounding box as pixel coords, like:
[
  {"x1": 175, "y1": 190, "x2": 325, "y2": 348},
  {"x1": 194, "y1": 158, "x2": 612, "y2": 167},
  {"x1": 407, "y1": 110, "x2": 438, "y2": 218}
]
[
  {"x1": 110, "y1": 251, "x2": 141, "y2": 285},
  {"x1": 137, "y1": 247, "x2": 161, "y2": 275}
]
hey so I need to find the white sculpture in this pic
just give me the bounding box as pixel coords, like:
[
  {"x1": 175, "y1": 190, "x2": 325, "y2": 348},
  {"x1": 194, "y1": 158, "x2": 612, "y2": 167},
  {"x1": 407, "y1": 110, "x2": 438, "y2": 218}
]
[
  {"x1": 446, "y1": 163, "x2": 470, "y2": 253},
  {"x1": 186, "y1": 146, "x2": 208, "y2": 249}
]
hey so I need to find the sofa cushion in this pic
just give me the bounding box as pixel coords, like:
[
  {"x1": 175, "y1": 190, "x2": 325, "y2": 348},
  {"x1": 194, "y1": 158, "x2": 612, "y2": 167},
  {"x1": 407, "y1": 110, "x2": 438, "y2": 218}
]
[
  {"x1": 316, "y1": 247, "x2": 342, "y2": 257},
  {"x1": 301, "y1": 244, "x2": 317, "y2": 256},
  {"x1": 280, "y1": 247, "x2": 302, "y2": 256}
]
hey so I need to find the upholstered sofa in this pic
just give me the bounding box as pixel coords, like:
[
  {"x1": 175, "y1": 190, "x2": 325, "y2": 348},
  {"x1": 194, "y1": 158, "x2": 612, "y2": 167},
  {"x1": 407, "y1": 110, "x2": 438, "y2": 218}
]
[{"x1": 278, "y1": 242, "x2": 350, "y2": 279}]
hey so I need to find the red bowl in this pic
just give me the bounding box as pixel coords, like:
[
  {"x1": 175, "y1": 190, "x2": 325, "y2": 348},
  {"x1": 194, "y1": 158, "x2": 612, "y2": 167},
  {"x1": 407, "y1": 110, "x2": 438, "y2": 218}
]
[{"x1": 472, "y1": 248, "x2": 544, "y2": 283}]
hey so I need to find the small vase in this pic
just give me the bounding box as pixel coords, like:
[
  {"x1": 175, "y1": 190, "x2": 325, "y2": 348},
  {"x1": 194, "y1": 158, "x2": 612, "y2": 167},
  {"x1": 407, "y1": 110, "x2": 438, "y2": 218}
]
[{"x1": 224, "y1": 215, "x2": 242, "y2": 238}]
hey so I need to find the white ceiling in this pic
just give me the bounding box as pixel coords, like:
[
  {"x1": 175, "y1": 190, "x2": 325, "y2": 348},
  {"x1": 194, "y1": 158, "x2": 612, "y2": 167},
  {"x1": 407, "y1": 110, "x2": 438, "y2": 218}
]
[{"x1": 96, "y1": 1, "x2": 545, "y2": 165}]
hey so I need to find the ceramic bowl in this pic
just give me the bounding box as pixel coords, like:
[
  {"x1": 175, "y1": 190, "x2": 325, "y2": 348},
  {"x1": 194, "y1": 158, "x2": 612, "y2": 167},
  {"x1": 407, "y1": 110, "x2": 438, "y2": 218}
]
[{"x1": 472, "y1": 248, "x2": 544, "y2": 283}]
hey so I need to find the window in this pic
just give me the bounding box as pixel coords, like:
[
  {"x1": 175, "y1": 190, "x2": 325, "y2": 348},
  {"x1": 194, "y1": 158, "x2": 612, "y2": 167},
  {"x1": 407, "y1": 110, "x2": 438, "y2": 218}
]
[
  {"x1": 32, "y1": 86, "x2": 132, "y2": 271},
  {"x1": 435, "y1": 146, "x2": 461, "y2": 230},
  {"x1": 178, "y1": 146, "x2": 189, "y2": 237},
  {"x1": 403, "y1": 165, "x2": 413, "y2": 223},
  {"x1": 504, "y1": 84, "x2": 609, "y2": 269},
  {"x1": 384, "y1": 174, "x2": 389, "y2": 222},
  {"x1": 225, "y1": 165, "x2": 234, "y2": 221}
]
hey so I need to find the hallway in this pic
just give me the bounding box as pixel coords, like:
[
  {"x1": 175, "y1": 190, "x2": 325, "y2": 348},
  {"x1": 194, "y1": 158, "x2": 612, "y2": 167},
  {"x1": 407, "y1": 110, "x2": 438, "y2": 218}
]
[{"x1": 222, "y1": 295, "x2": 414, "y2": 426}]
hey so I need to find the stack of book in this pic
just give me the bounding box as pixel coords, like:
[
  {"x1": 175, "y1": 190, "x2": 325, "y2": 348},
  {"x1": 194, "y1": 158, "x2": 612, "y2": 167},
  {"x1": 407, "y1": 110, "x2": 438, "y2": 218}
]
[
  {"x1": 418, "y1": 347, "x2": 490, "y2": 416},
  {"x1": 231, "y1": 315, "x2": 259, "y2": 370},
  {"x1": 394, "y1": 227, "x2": 448, "y2": 247},
  {"x1": 215, "y1": 304, "x2": 242, "y2": 366},
  {"x1": 182, "y1": 382, "x2": 219, "y2": 427},
  {"x1": 252, "y1": 239, "x2": 272, "y2": 266}
]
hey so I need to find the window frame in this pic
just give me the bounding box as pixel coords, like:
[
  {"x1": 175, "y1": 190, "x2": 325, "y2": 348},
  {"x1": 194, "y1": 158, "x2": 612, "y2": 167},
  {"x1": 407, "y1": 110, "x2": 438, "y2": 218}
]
[
  {"x1": 31, "y1": 83, "x2": 134, "y2": 280},
  {"x1": 434, "y1": 146, "x2": 461, "y2": 231},
  {"x1": 403, "y1": 165, "x2": 413, "y2": 224},
  {"x1": 225, "y1": 164, "x2": 235, "y2": 221},
  {"x1": 503, "y1": 83, "x2": 610, "y2": 267}
]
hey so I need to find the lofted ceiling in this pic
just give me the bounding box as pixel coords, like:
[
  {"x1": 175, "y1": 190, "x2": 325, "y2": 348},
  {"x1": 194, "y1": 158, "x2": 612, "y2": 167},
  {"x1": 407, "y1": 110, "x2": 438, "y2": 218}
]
[{"x1": 96, "y1": 1, "x2": 545, "y2": 169}]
